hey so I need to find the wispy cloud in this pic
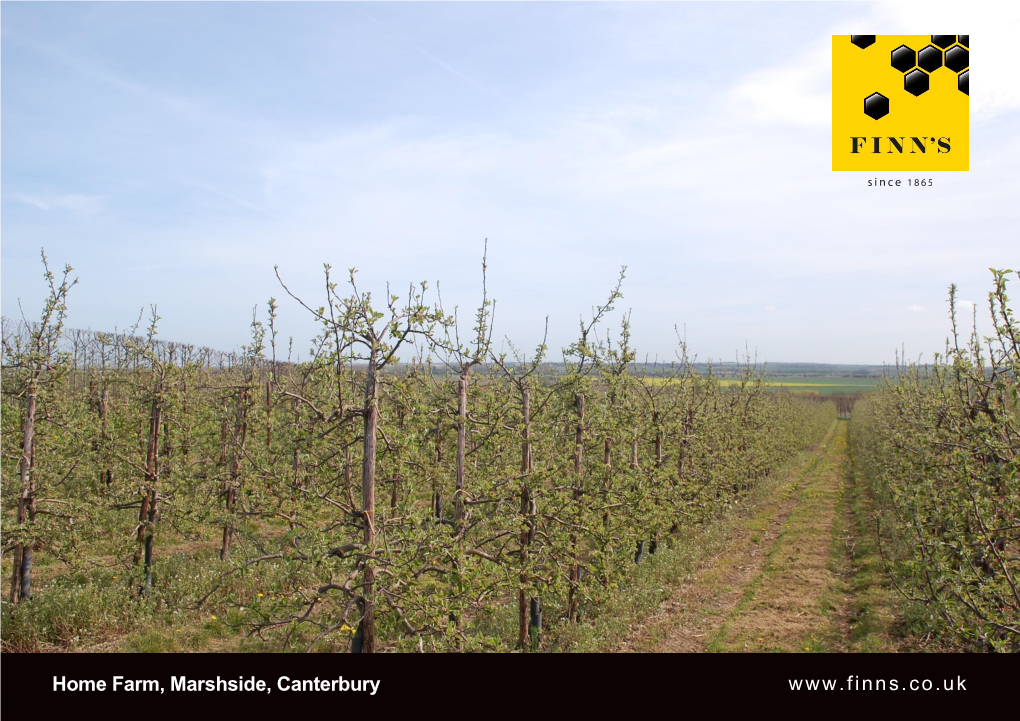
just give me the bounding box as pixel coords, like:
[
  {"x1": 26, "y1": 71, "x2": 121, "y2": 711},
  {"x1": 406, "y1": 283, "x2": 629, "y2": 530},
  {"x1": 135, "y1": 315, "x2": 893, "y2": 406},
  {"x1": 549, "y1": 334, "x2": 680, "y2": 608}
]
[
  {"x1": 180, "y1": 179, "x2": 281, "y2": 221},
  {"x1": 8, "y1": 192, "x2": 106, "y2": 215},
  {"x1": 351, "y1": 6, "x2": 506, "y2": 101},
  {"x1": 7, "y1": 34, "x2": 205, "y2": 118}
]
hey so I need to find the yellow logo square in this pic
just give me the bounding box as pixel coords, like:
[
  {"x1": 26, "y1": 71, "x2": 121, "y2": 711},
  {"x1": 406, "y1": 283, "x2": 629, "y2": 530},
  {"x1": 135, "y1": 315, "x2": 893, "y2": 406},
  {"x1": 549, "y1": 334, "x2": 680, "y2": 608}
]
[{"x1": 832, "y1": 35, "x2": 968, "y2": 171}]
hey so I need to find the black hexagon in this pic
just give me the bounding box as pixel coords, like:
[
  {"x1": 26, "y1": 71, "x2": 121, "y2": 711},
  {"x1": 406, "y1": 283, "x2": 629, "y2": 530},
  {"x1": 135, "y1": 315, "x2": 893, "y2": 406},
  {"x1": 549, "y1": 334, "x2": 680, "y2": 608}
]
[
  {"x1": 891, "y1": 45, "x2": 916, "y2": 73},
  {"x1": 932, "y1": 35, "x2": 956, "y2": 49},
  {"x1": 851, "y1": 35, "x2": 876, "y2": 49},
  {"x1": 917, "y1": 45, "x2": 943, "y2": 72},
  {"x1": 958, "y1": 69, "x2": 969, "y2": 96},
  {"x1": 864, "y1": 92, "x2": 889, "y2": 120},
  {"x1": 958, "y1": 35, "x2": 969, "y2": 48},
  {"x1": 904, "y1": 69, "x2": 929, "y2": 97},
  {"x1": 945, "y1": 46, "x2": 969, "y2": 72}
]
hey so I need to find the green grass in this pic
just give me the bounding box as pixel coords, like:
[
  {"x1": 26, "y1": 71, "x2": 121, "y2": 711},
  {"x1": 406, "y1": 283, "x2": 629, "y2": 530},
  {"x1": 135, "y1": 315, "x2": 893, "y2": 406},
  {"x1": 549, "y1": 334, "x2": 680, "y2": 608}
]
[
  {"x1": 644, "y1": 376, "x2": 884, "y2": 396},
  {"x1": 820, "y1": 430, "x2": 903, "y2": 652},
  {"x1": 555, "y1": 437, "x2": 830, "y2": 653},
  {"x1": 742, "y1": 377, "x2": 882, "y2": 395}
]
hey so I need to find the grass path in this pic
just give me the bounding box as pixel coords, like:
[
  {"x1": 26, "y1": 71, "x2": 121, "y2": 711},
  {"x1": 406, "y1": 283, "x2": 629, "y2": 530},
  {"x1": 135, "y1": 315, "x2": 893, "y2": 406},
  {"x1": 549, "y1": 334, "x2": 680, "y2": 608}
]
[{"x1": 624, "y1": 420, "x2": 900, "y2": 653}]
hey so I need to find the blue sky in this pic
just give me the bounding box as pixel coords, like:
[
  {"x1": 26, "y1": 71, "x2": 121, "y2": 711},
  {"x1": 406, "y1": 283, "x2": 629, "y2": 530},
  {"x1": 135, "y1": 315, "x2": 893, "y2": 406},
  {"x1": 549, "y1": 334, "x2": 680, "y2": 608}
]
[{"x1": 3, "y1": 2, "x2": 1018, "y2": 364}]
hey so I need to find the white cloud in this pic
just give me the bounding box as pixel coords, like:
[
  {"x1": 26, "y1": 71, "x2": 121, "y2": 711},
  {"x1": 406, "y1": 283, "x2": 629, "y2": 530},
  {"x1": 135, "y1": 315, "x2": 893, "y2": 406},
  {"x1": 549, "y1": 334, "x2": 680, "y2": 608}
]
[
  {"x1": 863, "y1": 1, "x2": 1020, "y2": 121},
  {"x1": 728, "y1": 2, "x2": 1020, "y2": 126},
  {"x1": 730, "y1": 43, "x2": 831, "y2": 128}
]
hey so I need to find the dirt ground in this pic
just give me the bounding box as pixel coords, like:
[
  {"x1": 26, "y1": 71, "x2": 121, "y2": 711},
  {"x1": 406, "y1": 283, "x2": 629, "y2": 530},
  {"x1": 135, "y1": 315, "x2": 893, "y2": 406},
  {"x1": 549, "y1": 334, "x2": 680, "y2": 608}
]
[{"x1": 622, "y1": 422, "x2": 894, "y2": 653}]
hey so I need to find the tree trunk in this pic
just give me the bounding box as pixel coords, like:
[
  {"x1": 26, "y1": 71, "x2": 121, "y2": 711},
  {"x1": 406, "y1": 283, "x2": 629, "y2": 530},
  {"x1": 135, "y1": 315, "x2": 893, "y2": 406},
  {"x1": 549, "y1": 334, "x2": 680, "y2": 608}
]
[
  {"x1": 632, "y1": 429, "x2": 642, "y2": 561},
  {"x1": 654, "y1": 412, "x2": 663, "y2": 467},
  {"x1": 266, "y1": 378, "x2": 273, "y2": 448},
  {"x1": 10, "y1": 385, "x2": 37, "y2": 604},
  {"x1": 455, "y1": 373, "x2": 468, "y2": 525},
  {"x1": 603, "y1": 438, "x2": 612, "y2": 529},
  {"x1": 135, "y1": 392, "x2": 162, "y2": 582},
  {"x1": 100, "y1": 386, "x2": 112, "y2": 487},
  {"x1": 518, "y1": 389, "x2": 533, "y2": 648},
  {"x1": 568, "y1": 393, "x2": 584, "y2": 622},
  {"x1": 219, "y1": 401, "x2": 229, "y2": 465},
  {"x1": 143, "y1": 488, "x2": 159, "y2": 588},
  {"x1": 221, "y1": 387, "x2": 249, "y2": 560},
  {"x1": 433, "y1": 422, "x2": 444, "y2": 519},
  {"x1": 652, "y1": 412, "x2": 662, "y2": 554},
  {"x1": 356, "y1": 352, "x2": 379, "y2": 653}
]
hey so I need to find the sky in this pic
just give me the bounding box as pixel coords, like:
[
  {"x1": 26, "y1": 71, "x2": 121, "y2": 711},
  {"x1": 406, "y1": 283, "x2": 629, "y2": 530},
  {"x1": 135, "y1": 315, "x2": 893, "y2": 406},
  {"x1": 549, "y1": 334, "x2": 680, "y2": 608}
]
[{"x1": 2, "y1": 1, "x2": 1018, "y2": 365}]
